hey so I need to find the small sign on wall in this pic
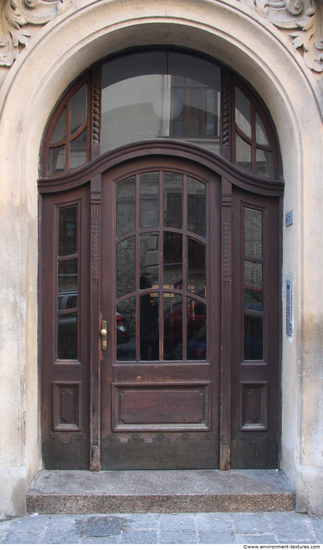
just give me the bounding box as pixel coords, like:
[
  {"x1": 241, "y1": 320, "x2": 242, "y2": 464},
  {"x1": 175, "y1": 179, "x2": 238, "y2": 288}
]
[{"x1": 285, "y1": 211, "x2": 293, "y2": 227}]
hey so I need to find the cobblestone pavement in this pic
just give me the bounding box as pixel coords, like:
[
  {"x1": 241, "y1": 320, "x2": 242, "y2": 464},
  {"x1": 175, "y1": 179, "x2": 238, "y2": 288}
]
[{"x1": 0, "y1": 511, "x2": 323, "y2": 544}]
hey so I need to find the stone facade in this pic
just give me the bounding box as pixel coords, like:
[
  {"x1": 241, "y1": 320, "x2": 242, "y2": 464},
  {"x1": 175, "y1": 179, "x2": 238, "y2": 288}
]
[{"x1": 0, "y1": 0, "x2": 323, "y2": 517}]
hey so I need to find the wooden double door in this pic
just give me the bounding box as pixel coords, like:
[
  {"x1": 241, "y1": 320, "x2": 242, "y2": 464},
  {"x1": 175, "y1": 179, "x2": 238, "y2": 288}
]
[{"x1": 41, "y1": 153, "x2": 280, "y2": 470}]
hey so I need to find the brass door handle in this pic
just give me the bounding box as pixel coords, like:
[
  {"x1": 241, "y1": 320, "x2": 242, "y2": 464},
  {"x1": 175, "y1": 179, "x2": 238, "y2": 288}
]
[{"x1": 101, "y1": 320, "x2": 107, "y2": 351}]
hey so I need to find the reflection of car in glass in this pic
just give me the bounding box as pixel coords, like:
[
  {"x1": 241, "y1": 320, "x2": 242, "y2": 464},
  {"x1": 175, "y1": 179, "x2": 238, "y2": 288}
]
[
  {"x1": 244, "y1": 288, "x2": 263, "y2": 311},
  {"x1": 164, "y1": 299, "x2": 206, "y2": 359},
  {"x1": 116, "y1": 311, "x2": 131, "y2": 345},
  {"x1": 58, "y1": 292, "x2": 130, "y2": 346},
  {"x1": 187, "y1": 326, "x2": 206, "y2": 359}
]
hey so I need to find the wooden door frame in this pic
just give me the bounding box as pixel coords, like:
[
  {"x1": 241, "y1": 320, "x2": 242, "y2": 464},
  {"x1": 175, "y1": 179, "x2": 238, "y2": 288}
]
[{"x1": 38, "y1": 139, "x2": 283, "y2": 471}]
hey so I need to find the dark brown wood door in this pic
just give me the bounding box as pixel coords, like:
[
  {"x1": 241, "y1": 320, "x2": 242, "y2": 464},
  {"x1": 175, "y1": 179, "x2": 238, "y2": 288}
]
[
  {"x1": 230, "y1": 188, "x2": 280, "y2": 468},
  {"x1": 40, "y1": 154, "x2": 280, "y2": 471},
  {"x1": 41, "y1": 184, "x2": 91, "y2": 469},
  {"x1": 100, "y1": 157, "x2": 222, "y2": 469}
]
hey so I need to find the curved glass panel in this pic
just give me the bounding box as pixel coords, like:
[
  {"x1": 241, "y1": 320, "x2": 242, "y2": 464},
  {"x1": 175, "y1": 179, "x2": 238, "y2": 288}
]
[
  {"x1": 235, "y1": 133, "x2": 252, "y2": 172},
  {"x1": 69, "y1": 128, "x2": 87, "y2": 170},
  {"x1": 101, "y1": 52, "x2": 221, "y2": 155},
  {"x1": 235, "y1": 87, "x2": 252, "y2": 139},
  {"x1": 48, "y1": 145, "x2": 65, "y2": 174},
  {"x1": 256, "y1": 112, "x2": 270, "y2": 146},
  {"x1": 70, "y1": 84, "x2": 87, "y2": 135},
  {"x1": 51, "y1": 107, "x2": 66, "y2": 144},
  {"x1": 256, "y1": 149, "x2": 273, "y2": 178}
]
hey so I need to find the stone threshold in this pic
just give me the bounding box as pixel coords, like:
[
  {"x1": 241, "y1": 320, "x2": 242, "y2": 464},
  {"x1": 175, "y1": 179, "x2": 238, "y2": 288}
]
[{"x1": 27, "y1": 469, "x2": 295, "y2": 514}]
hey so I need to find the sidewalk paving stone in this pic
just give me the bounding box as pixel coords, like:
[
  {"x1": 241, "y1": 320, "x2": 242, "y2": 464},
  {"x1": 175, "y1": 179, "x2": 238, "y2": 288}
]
[
  {"x1": 0, "y1": 510, "x2": 322, "y2": 544},
  {"x1": 233, "y1": 512, "x2": 271, "y2": 534}
]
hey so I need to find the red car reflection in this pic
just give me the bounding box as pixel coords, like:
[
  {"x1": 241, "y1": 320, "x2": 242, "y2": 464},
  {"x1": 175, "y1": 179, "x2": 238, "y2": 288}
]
[{"x1": 164, "y1": 300, "x2": 206, "y2": 359}]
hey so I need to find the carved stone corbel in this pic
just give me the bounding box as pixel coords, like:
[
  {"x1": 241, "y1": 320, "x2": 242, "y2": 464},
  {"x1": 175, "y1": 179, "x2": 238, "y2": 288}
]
[
  {"x1": 240, "y1": 0, "x2": 323, "y2": 72},
  {"x1": 0, "y1": 0, "x2": 74, "y2": 67}
]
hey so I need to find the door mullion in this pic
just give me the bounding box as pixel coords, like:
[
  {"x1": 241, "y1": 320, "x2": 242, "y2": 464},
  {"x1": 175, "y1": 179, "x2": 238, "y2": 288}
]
[
  {"x1": 182, "y1": 175, "x2": 188, "y2": 361},
  {"x1": 220, "y1": 177, "x2": 232, "y2": 470},
  {"x1": 159, "y1": 171, "x2": 164, "y2": 361},
  {"x1": 135, "y1": 173, "x2": 140, "y2": 362},
  {"x1": 90, "y1": 174, "x2": 101, "y2": 471}
]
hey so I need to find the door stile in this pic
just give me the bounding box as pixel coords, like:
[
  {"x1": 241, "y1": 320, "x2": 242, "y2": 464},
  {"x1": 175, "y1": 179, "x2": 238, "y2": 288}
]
[
  {"x1": 90, "y1": 174, "x2": 102, "y2": 470},
  {"x1": 220, "y1": 177, "x2": 232, "y2": 470}
]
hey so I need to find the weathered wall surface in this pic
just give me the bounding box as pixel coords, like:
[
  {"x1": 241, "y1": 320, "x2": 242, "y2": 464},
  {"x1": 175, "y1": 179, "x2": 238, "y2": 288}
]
[{"x1": 0, "y1": 0, "x2": 322, "y2": 516}]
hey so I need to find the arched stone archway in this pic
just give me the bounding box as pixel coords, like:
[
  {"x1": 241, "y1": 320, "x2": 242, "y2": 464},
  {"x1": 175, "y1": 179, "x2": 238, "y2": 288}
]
[{"x1": 0, "y1": 0, "x2": 322, "y2": 516}]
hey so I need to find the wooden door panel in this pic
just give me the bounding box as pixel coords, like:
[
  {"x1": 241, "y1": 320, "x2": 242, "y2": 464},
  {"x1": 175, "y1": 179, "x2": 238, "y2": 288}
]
[
  {"x1": 41, "y1": 185, "x2": 91, "y2": 469},
  {"x1": 231, "y1": 188, "x2": 280, "y2": 468},
  {"x1": 100, "y1": 158, "x2": 221, "y2": 469}
]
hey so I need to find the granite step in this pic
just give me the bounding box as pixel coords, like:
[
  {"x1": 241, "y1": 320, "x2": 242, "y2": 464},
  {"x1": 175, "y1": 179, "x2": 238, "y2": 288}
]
[{"x1": 27, "y1": 469, "x2": 295, "y2": 514}]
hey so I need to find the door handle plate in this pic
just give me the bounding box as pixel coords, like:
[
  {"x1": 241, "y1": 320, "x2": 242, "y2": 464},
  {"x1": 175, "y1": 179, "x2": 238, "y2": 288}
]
[{"x1": 101, "y1": 320, "x2": 107, "y2": 351}]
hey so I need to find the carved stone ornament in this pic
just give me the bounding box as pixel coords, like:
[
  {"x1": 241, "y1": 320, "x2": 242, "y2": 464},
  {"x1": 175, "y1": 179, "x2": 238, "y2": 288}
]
[
  {"x1": 0, "y1": 0, "x2": 74, "y2": 66},
  {"x1": 240, "y1": 0, "x2": 323, "y2": 72}
]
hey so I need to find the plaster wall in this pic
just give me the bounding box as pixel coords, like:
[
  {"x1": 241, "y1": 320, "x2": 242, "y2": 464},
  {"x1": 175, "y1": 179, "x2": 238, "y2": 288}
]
[{"x1": 0, "y1": 0, "x2": 322, "y2": 516}]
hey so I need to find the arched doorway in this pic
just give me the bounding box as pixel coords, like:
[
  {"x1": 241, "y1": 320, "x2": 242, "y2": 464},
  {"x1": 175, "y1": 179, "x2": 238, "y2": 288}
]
[{"x1": 39, "y1": 49, "x2": 282, "y2": 471}]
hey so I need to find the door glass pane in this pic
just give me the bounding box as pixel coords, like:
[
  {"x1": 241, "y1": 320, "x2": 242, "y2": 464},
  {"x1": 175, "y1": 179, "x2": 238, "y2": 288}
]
[
  {"x1": 187, "y1": 299, "x2": 206, "y2": 360},
  {"x1": 164, "y1": 232, "x2": 182, "y2": 289},
  {"x1": 117, "y1": 237, "x2": 135, "y2": 299},
  {"x1": 58, "y1": 258, "x2": 78, "y2": 293},
  {"x1": 140, "y1": 172, "x2": 159, "y2": 228},
  {"x1": 244, "y1": 207, "x2": 263, "y2": 258},
  {"x1": 244, "y1": 315, "x2": 263, "y2": 360},
  {"x1": 140, "y1": 292, "x2": 159, "y2": 360},
  {"x1": 140, "y1": 233, "x2": 159, "y2": 288},
  {"x1": 69, "y1": 129, "x2": 87, "y2": 170},
  {"x1": 117, "y1": 298, "x2": 136, "y2": 361},
  {"x1": 48, "y1": 145, "x2": 66, "y2": 174},
  {"x1": 164, "y1": 293, "x2": 182, "y2": 360},
  {"x1": 58, "y1": 204, "x2": 78, "y2": 256},
  {"x1": 187, "y1": 178, "x2": 206, "y2": 237},
  {"x1": 51, "y1": 107, "x2": 66, "y2": 144},
  {"x1": 58, "y1": 312, "x2": 77, "y2": 360},
  {"x1": 236, "y1": 133, "x2": 252, "y2": 172},
  {"x1": 256, "y1": 148, "x2": 273, "y2": 179},
  {"x1": 70, "y1": 83, "x2": 87, "y2": 135},
  {"x1": 116, "y1": 176, "x2": 136, "y2": 237},
  {"x1": 163, "y1": 172, "x2": 183, "y2": 228},
  {"x1": 188, "y1": 238, "x2": 205, "y2": 296},
  {"x1": 235, "y1": 87, "x2": 252, "y2": 139},
  {"x1": 244, "y1": 261, "x2": 263, "y2": 311}
]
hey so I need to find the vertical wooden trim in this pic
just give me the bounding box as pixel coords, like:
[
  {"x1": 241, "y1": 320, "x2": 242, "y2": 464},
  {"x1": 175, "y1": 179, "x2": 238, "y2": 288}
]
[
  {"x1": 221, "y1": 68, "x2": 231, "y2": 162},
  {"x1": 91, "y1": 65, "x2": 101, "y2": 160},
  {"x1": 90, "y1": 174, "x2": 101, "y2": 470},
  {"x1": 220, "y1": 177, "x2": 232, "y2": 470}
]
